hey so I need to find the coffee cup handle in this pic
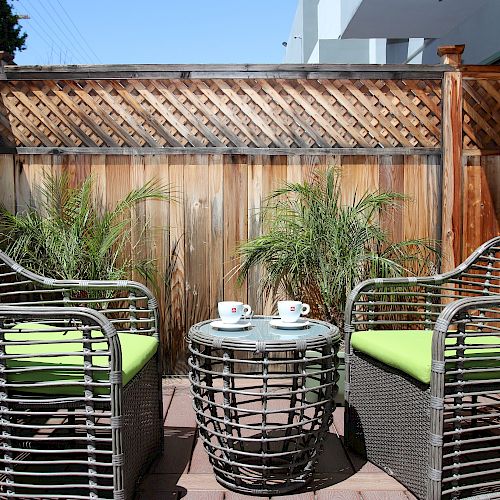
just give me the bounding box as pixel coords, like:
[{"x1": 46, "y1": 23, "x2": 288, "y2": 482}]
[
  {"x1": 301, "y1": 303, "x2": 310, "y2": 316},
  {"x1": 242, "y1": 304, "x2": 252, "y2": 318}
]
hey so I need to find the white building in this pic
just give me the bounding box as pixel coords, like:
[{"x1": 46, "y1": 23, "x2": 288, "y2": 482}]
[{"x1": 284, "y1": 0, "x2": 500, "y2": 65}]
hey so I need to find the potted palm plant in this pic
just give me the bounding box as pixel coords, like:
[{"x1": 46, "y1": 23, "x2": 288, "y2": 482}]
[
  {"x1": 0, "y1": 172, "x2": 171, "y2": 282},
  {"x1": 236, "y1": 167, "x2": 438, "y2": 403}
]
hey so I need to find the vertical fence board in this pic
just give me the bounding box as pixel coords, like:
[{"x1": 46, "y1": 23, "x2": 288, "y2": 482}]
[
  {"x1": 168, "y1": 155, "x2": 186, "y2": 372},
  {"x1": 0, "y1": 154, "x2": 15, "y2": 212},
  {"x1": 90, "y1": 154, "x2": 107, "y2": 211},
  {"x1": 14, "y1": 155, "x2": 30, "y2": 212},
  {"x1": 208, "y1": 154, "x2": 224, "y2": 318},
  {"x1": 68, "y1": 154, "x2": 91, "y2": 188},
  {"x1": 404, "y1": 155, "x2": 425, "y2": 241},
  {"x1": 129, "y1": 155, "x2": 146, "y2": 282},
  {"x1": 15, "y1": 154, "x2": 52, "y2": 211},
  {"x1": 143, "y1": 154, "x2": 170, "y2": 292},
  {"x1": 0, "y1": 152, "x2": 457, "y2": 372},
  {"x1": 223, "y1": 154, "x2": 249, "y2": 304},
  {"x1": 286, "y1": 154, "x2": 302, "y2": 185},
  {"x1": 184, "y1": 154, "x2": 210, "y2": 325},
  {"x1": 441, "y1": 71, "x2": 463, "y2": 271},
  {"x1": 463, "y1": 156, "x2": 482, "y2": 258},
  {"x1": 462, "y1": 155, "x2": 500, "y2": 258},
  {"x1": 379, "y1": 154, "x2": 405, "y2": 243},
  {"x1": 105, "y1": 155, "x2": 132, "y2": 263},
  {"x1": 247, "y1": 154, "x2": 264, "y2": 314},
  {"x1": 340, "y1": 155, "x2": 379, "y2": 206}
]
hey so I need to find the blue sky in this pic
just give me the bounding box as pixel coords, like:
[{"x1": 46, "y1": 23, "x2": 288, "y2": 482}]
[{"x1": 13, "y1": 0, "x2": 297, "y2": 66}]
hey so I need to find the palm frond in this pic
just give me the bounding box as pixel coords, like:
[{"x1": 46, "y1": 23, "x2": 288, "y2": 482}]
[{"x1": 236, "y1": 167, "x2": 439, "y2": 327}]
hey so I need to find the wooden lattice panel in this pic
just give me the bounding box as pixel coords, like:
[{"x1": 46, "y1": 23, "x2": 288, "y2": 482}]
[
  {"x1": 463, "y1": 79, "x2": 500, "y2": 150},
  {"x1": 0, "y1": 79, "x2": 442, "y2": 149}
]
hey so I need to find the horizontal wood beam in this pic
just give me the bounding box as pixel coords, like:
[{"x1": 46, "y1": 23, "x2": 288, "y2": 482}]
[
  {"x1": 2, "y1": 146, "x2": 442, "y2": 156},
  {"x1": 461, "y1": 65, "x2": 500, "y2": 79},
  {"x1": 2, "y1": 63, "x2": 449, "y2": 81},
  {"x1": 462, "y1": 149, "x2": 500, "y2": 157}
]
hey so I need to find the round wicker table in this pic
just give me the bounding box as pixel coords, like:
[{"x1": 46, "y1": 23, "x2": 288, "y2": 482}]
[{"x1": 188, "y1": 316, "x2": 340, "y2": 495}]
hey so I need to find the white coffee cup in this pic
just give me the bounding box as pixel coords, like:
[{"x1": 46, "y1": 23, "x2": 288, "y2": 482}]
[
  {"x1": 218, "y1": 301, "x2": 252, "y2": 324},
  {"x1": 278, "y1": 301, "x2": 310, "y2": 323}
]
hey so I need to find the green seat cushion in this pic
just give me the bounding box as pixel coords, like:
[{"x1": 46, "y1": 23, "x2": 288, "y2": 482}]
[
  {"x1": 4, "y1": 322, "x2": 158, "y2": 395},
  {"x1": 351, "y1": 330, "x2": 500, "y2": 385}
]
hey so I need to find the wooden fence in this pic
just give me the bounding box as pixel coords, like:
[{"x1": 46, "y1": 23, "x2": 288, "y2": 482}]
[{"x1": 0, "y1": 49, "x2": 498, "y2": 371}]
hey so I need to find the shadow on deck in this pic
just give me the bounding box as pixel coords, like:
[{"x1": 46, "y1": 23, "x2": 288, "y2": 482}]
[{"x1": 137, "y1": 379, "x2": 416, "y2": 500}]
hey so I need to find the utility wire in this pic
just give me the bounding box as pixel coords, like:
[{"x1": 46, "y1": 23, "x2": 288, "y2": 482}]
[
  {"x1": 18, "y1": 0, "x2": 76, "y2": 64},
  {"x1": 43, "y1": 0, "x2": 94, "y2": 63},
  {"x1": 54, "y1": 0, "x2": 103, "y2": 63},
  {"x1": 20, "y1": 0, "x2": 81, "y2": 63}
]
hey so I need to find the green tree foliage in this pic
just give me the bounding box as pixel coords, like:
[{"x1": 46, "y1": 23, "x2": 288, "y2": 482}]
[
  {"x1": 0, "y1": 0, "x2": 27, "y2": 55},
  {"x1": 236, "y1": 168, "x2": 439, "y2": 327}
]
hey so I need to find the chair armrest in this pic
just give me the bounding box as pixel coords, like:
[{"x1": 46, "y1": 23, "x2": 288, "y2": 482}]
[
  {"x1": 428, "y1": 295, "x2": 500, "y2": 487},
  {"x1": 344, "y1": 275, "x2": 447, "y2": 355},
  {"x1": 344, "y1": 235, "x2": 500, "y2": 343},
  {"x1": 0, "y1": 305, "x2": 123, "y2": 401},
  {"x1": 432, "y1": 294, "x2": 500, "y2": 364},
  {"x1": 0, "y1": 251, "x2": 160, "y2": 341}
]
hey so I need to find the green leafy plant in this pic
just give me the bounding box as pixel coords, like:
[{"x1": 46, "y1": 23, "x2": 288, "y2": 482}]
[
  {"x1": 0, "y1": 172, "x2": 171, "y2": 282},
  {"x1": 236, "y1": 168, "x2": 439, "y2": 327}
]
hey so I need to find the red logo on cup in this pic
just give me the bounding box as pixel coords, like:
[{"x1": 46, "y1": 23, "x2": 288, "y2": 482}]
[
  {"x1": 232, "y1": 307, "x2": 237, "y2": 313},
  {"x1": 290, "y1": 306, "x2": 296, "y2": 311}
]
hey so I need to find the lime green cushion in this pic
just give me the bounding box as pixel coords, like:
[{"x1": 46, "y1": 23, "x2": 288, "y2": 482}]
[
  {"x1": 351, "y1": 330, "x2": 500, "y2": 385},
  {"x1": 5, "y1": 322, "x2": 158, "y2": 395}
]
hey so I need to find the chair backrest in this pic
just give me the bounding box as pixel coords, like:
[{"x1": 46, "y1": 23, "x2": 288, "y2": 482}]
[
  {"x1": 349, "y1": 236, "x2": 500, "y2": 332},
  {"x1": 0, "y1": 250, "x2": 158, "y2": 339}
]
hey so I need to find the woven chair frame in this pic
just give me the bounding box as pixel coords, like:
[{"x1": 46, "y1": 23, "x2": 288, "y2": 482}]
[
  {"x1": 188, "y1": 318, "x2": 340, "y2": 495},
  {"x1": 0, "y1": 251, "x2": 163, "y2": 499},
  {"x1": 344, "y1": 236, "x2": 500, "y2": 499}
]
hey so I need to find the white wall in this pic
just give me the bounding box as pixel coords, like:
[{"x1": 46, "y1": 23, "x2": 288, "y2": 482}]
[
  {"x1": 318, "y1": 0, "x2": 342, "y2": 40},
  {"x1": 284, "y1": 0, "x2": 304, "y2": 63},
  {"x1": 316, "y1": 39, "x2": 371, "y2": 63},
  {"x1": 369, "y1": 39, "x2": 386, "y2": 64},
  {"x1": 303, "y1": 0, "x2": 320, "y2": 62}
]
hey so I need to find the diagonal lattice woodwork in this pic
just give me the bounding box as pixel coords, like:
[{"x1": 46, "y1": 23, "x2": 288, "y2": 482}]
[
  {"x1": 463, "y1": 79, "x2": 500, "y2": 150},
  {"x1": 0, "y1": 79, "x2": 442, "y2": 149}
]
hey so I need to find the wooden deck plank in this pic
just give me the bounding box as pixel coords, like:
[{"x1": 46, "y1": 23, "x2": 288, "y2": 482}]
[
  {"x1": 139, "y1": 384, "x2": 414, "y2": 498},
  {"x1": 316, "y1": 432, "x2": 354, "y2": 474},
  {"x1": 176, "y1": 474, "x2": 226, "y2": 491},
  {"x1": 332, "y1": 406, "x2": 345, "y2": 437},
  {"x1": 153, "y1": 428, "x2": 196, "y2": 474},
  {"x1": 315, "y1": 491, "x2": 361, "y2": 500},
  {"x1": 164, "y1": 388, "x2": 197, "y2": 428},
  {"x1": 318, "y1": 473, "x2": 406, "y2": 491},
  {"x1": 180, "y1": 492, "x2": 224, "y2": 500},
  {"x1": 139, "y1": 473, "x2": 225, "y2": 493},
  {"x1": 404, "y1": 492, "x2": 418, "y2": 500},
  {"x1": 162, "y1": 388, "x2": 175, "y2": 421},
  {"x1": 351, "y1": 461, "x2": 385, "y2": 474},
  {"x1": 270, "y1": 493, "x2": 314, "y2": 500},
  {"x1": 188, "y1": 435, "x2": 213, "y2": 474},
  {"x1": 139, "y1": 491, "x2": 179, "y2": 500},
  {"x1": 360, "y1": 492, "x2": 409, "y2": 499}
]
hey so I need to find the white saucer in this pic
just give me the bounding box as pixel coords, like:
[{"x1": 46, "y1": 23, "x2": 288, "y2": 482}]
[
  {"x1": 269, "y1": 318, "x2": 310, "y2": 329},
  {"x1": 210, "y1": 320, "x2": 252, "y2": 331}
]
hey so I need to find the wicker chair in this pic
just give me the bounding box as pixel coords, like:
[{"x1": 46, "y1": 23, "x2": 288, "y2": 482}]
[
  {"x1": 0, "y1": 251, "x2": 163, "y2": 499},
  {"x1": 344, "y1": 236, "x2": 500, "y2": 500}
]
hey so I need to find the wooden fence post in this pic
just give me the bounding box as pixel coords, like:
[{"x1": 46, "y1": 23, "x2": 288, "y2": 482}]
[{"x1": 439, "y1": 45, "x2": 464, "y2": 272}]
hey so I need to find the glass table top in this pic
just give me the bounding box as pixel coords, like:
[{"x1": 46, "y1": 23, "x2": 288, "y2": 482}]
[{"x1": 191, "y1": 315, "x2": 338, "y2": 343}]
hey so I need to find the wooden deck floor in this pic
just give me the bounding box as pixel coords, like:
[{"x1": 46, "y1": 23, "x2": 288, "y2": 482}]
[{"x1": 138, "y1": 379, "x2": 416, "y2": 500}]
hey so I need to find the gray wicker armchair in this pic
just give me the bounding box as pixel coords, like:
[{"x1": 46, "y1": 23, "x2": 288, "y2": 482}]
[
  {"x1": 0, "y1": 251, "x2": 163, "y2": 499},
  {"x1": 344, "y1": 236, "x2": 500, "y2": 500}
]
